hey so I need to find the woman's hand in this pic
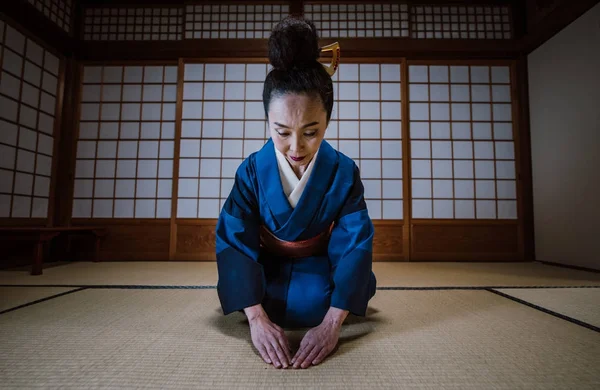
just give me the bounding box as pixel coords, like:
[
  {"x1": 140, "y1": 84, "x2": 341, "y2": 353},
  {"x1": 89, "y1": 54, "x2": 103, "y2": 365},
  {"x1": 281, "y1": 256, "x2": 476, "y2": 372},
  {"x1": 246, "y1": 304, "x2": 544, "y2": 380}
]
[
  {"x1": 292, "y1": 307, "x2": 349, "y2": 369},
  {"x1": 245, "y1": 305, "x2": 291, "y2": 368}
]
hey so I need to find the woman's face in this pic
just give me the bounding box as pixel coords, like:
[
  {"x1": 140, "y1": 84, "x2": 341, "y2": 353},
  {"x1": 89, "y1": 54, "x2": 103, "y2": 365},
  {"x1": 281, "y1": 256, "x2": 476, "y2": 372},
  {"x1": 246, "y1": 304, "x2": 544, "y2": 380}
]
[{"x1": 268, "y1": 93, "x2": 327, "y2": 169}]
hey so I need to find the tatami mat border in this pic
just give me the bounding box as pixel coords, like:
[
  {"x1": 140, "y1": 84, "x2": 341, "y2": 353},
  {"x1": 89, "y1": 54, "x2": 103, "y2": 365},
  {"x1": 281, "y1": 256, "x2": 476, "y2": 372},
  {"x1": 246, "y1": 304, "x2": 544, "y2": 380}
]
[
  {"x1": 1, "y1": 284, "x2": 599, "y2": 333},
  {"x1": 2, "y1": 285, "x2": 600, "y2": 289},
  {"x1": 0, "y1": 288, "x2": 87, "y2": 315},
  {"x1": 487, "y1": 288, "x2": 600, "y2": 333}
]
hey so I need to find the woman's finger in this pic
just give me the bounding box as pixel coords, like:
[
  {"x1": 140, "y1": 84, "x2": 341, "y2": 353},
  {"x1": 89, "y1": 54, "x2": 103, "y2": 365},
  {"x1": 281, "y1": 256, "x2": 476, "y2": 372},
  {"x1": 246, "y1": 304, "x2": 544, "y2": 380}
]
[
  {"x1": 271, "y1": 339, "x2": 290, "y2": 368},
  {"x1": 293, "y1": 344, "x2": 315, "y2": 369},
  {"x1": 273, "y1": 326, "x2": 289, "y2": 347},
  {"x1": 292, "y1": 337, "x2": 308, "y2": 364},
  {"x1": 265, "y1": 343, "x2": 282, "y2": 368},
  {"x1": 292, "y1": 340, "x2": 308, "y2": 364},
  {"x1": 302, "y1": 346, "x2": 322, "y2": 369},
  {"x1": 257, "y1": 344, "x2": 271, "y2": 364},
  {"x1": 277, "y1": 334, "x2": 292, "y2": 363},
  {"x1": 311, "y1": 347, "x2": 331, "y2": 366},
  {"x1": 283, "y1": 332, "x2": 292, "y2": 352}
]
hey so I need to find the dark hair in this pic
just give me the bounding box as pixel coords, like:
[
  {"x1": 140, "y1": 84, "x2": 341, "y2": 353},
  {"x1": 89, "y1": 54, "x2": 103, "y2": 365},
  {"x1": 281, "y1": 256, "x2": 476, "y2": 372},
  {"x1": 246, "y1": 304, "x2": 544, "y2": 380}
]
[{"x1": 263, "y1": 17, "x2": 334, "y2": 123}]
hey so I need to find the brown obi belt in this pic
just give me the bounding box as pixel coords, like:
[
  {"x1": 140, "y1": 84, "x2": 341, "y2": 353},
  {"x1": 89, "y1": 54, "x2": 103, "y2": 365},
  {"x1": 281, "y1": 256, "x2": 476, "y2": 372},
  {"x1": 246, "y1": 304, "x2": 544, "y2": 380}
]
[{"x1": 259, "y1": 224, "x2": 334, "y2": 258}]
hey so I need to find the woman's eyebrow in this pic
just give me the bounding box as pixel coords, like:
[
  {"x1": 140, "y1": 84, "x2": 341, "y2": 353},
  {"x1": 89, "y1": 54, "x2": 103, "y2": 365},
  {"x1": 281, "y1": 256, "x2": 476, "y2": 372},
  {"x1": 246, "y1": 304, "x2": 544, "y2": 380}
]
[{"x1": 274, "y1": 122, "x2": 319, "y2": 129}]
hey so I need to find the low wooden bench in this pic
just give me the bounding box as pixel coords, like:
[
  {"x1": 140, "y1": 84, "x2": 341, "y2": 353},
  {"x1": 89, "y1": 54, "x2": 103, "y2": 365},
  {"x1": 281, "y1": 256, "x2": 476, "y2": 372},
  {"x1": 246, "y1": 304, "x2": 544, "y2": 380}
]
[{"x1": 0, "y1": 227, "x2": 107, "y2": 275}]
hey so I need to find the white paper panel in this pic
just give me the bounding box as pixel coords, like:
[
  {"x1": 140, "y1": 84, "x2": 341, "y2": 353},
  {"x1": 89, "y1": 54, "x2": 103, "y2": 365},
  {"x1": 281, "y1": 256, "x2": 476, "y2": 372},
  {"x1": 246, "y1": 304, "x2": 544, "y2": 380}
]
[
  {"x1": 31, "y1": 197, "x2": 48, "y2": 217},
  {"x1": 74, "y1": 64, "x2": 178, "y2": 218},
  {"x1": 5, "y1": 26, "x2": 26, "y2": 54},
  {"x1": 16, "y1": 150, "x2": 35, "y2": 173},
  {"x1": 14, "y1": 172, "x2": 34, "y2": 195},
  {"x1": 2, "y1": 50, "x2": 23, "y2": 77},
  {"x1": 476, "y1": 200, "x2": 496, "y2": 219},
  {"x1": 498, "y1": 200, "x2": 517, "y2": 219},
  {"x1": 0, "y1": 169, "x2": 14, "y2": 193},
  {"x1": 12, "y1": 195, "x2": 31, "y2": 217},
  {"x1": 1, "y1": 72, "x2": 21, "y2": 100},
  {"x1": 18, "y1": 128, "x2": 37, "y2": 151},
  {"x1": 36, "y1": 155, "x2": 51, "y2": 176},
  {"x1": 434, "y1": 199, "x2": 453, "y2": 218},
  {"x1": 0, "y1": 96, "x2": 19, "y2": 122},
  {"x1": 410, "y1": 63, "x2": 516, "y2": 219},
  {"x1": 412, "y1": 199, "x2": 432, "y2": 218},
  {"x1": 0, "y1": 194, "x2": 11, "y2": 217},
  {"x1": 114, "y1": 199, "x2": 134, "y2": 218}
]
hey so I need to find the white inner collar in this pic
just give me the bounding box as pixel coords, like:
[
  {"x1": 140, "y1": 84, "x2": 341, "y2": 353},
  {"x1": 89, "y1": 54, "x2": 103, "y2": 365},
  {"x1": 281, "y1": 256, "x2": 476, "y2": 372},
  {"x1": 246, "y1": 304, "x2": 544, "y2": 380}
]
[{"x1": 275, "y1": 147, "x2": 319, "y2": 208}]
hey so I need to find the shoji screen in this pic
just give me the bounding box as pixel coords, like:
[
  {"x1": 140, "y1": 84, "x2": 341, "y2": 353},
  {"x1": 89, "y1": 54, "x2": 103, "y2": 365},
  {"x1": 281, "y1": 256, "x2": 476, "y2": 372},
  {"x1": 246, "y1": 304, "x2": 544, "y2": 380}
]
[
  {"x1": 26, "y1": 0, "x2": 73, "y2": 34},
  {"x1": 408, "y1": 63, "x2": 517, "y2": 220},
  {"x1": 74, "y1": 64, "x2": 177, "y2": 218},
  {"x1": 184, "y1": 4, "x2": 290, "y2": 39},
  {"x1": 0, "y1": 20, "x2": 61, "y2": 219},
  {"x1": 329, "y1": 63, "x2": 403, "y2": 220},
  {"x1": 178, "y1": 63, "x2": 270, "y2": 218},
  {"x1": 177, "y1": 61, "x2": 403, "y2": 221},
  {"x1": 83, "y1": 7, "x2": 184, "y2": 41},
  {"x1": 410, "y1": 5, "x2": 512, "y2": 39},
  {"x1": 304, "y1": 3, "x2": 410, "y2": 38}
]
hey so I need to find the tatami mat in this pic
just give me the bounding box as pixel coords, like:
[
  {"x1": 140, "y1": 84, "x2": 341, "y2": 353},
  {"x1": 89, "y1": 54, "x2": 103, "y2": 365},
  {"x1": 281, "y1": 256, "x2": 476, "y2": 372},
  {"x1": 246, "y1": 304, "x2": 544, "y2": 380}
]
[
  {"x1": 494, "y1": 288, "x2": 600, "y2": 328},
  {"x1": 0, "y1": 287, "x2": 78, "y2": 312},
  {"x1": 0, "y1": 261, "x2": 219, "y2": 286},
  {"x1": 373, "y1": 262, "x2": 600, "y2": 287},
  {"x1": 0, "y1": 289, "x2": 598, "y2": 389},
  {"x1": 1, "y1": 261, "x2": 599, "y2": 287}
]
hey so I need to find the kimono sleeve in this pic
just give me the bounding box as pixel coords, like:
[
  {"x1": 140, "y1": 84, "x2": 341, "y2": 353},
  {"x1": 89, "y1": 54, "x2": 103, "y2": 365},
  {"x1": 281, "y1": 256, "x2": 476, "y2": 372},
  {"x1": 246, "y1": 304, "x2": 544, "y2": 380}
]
[
  {"x1": 327, "y1": 164, "x2": 375, "y2": 316},
  {"x1": 215, "y1": 161, "x2": 265, "y2": 315}
]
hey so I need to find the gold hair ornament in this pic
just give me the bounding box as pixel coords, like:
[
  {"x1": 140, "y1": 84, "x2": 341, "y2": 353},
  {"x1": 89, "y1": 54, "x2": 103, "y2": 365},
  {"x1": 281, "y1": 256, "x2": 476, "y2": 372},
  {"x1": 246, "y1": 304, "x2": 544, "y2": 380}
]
[{"x1": 320, "y1": 42, "x2": 340, "y2": 76}]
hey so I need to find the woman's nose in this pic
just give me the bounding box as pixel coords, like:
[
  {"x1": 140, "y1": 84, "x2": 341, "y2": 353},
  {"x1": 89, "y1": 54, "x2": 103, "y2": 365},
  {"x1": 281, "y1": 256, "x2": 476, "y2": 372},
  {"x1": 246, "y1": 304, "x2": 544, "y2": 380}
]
[{"x1": 290, "y1": 136, "x2": 303, "y2": 152}]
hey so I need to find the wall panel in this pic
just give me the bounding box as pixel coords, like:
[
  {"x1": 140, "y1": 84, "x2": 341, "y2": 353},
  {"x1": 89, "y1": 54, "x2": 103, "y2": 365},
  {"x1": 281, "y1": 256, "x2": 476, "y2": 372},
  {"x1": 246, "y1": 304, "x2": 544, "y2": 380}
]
[
  {"x1": 175, "y1": 221, "x2": 217, "y2": 260},
  {"x1": 411, "y1": 221, "x2": 519, "y2": 261},
  {"x1": 69, "y1": 219, "x2": 170, "y2": 261}
]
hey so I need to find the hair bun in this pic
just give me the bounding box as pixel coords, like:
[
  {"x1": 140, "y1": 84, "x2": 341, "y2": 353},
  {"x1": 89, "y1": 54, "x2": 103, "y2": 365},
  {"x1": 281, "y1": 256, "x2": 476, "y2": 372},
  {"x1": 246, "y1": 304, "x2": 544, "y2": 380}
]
[{"x1": 268, "y1": 17, "x2": 319, "y2": 70}]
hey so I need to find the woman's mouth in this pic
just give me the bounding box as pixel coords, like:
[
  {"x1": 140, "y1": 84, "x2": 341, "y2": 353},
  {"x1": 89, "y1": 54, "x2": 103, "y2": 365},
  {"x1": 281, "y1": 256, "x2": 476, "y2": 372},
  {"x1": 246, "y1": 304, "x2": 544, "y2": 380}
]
[{"x1": 289, "y1": 155, "x2": 305, "y2": 162}]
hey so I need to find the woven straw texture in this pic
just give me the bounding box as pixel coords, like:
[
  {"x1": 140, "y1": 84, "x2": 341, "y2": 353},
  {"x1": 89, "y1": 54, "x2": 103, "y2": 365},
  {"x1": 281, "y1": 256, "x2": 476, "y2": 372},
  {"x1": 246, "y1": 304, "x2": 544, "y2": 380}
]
[{"x1": 1, "y1": 287, "x2": 599, "y2": 389}]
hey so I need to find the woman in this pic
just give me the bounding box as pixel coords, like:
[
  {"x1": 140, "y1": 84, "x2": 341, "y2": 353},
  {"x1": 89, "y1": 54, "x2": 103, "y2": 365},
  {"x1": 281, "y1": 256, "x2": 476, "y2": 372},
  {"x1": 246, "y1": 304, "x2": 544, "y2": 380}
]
[{"x1": 215, "y1": 17, "x2": 376, "y2": 369}]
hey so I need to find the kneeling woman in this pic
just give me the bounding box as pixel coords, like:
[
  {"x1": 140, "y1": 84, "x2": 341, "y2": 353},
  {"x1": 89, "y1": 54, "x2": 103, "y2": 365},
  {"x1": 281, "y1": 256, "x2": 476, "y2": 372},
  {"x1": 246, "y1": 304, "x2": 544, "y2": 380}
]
[{"x1": 215, "y1": 17, "x2": 376, "y2": 369}]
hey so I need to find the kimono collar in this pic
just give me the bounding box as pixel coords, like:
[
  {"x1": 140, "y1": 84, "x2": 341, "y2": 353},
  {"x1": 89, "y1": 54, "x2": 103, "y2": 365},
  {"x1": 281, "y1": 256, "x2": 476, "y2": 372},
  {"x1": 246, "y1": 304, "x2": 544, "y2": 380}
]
[
  {"x1": 275, "y1": 146, "x2": 319, "y2": 208},
  {"x1": 256, "y1": 139, "x2": 338, "y2": 241}
]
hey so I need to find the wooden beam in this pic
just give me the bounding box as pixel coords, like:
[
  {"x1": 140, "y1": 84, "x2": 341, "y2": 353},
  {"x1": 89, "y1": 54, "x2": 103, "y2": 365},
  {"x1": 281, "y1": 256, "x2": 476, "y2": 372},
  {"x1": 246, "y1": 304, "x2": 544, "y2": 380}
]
[
  {"x1": 77, "y1": 38, "x2": 520, "y2": 62},
  {"x1": 52, "y1": 58, "x2": 81, "y2": 228},
  {"x1": 513, "y1": 56, "x2": 535, "y2": 261},
  {"x1": 79, "y1": 0, "x2": 514, "y2": 5},
  {"x1": 79, "y1": 0, "x2": 187, "y2": 5},
  {"x1": 400, "y1": 58, "x2": 411, "y2": 261},
  {"x1": 72, "y1": 0, "x2": 84, "y2": 42},
  {"x1": 290, "y1": 0, "x2": 303, "y2": 16},
  {"x1": 508, "y1": 0, "x2": 528, "y2": 40}
]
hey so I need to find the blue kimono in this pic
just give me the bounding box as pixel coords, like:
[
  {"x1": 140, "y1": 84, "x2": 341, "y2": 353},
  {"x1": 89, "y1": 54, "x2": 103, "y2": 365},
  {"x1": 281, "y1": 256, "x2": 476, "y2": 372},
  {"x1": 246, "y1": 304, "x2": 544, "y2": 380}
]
[{"x1": 215, "y1": 139, "x2": 377, "y2": 328}]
